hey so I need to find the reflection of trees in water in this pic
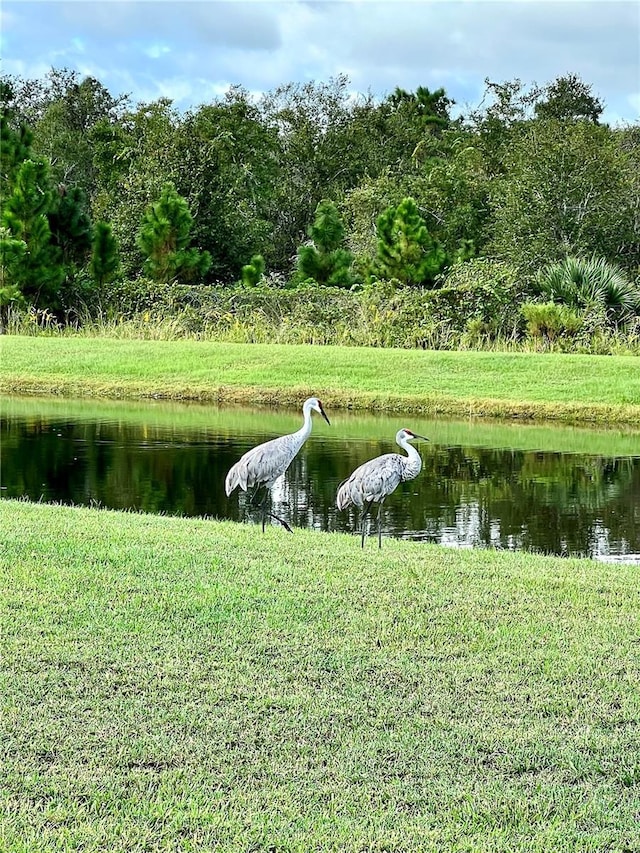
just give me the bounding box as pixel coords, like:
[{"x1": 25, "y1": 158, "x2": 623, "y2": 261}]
[
  {"x1": 393, "y1": 446, "x2": 640, "y2": 555},
  {"x1": 2, "y1": 416, "x2": 639, "y2": 557}
]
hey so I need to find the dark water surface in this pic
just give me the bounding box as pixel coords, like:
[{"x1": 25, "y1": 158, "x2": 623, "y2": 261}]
[{"x1": 2, "y1": 396, "x2": 639, "y2": 562}]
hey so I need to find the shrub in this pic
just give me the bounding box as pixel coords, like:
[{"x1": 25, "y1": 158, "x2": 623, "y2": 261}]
[
  {"x1": 427, "y1": 258, "x2": 529, "y2": 339},
  {"x1": 521, "y1": 301, "x2": 583, "y2": 344},
  {"x1": 14, "y1": 271, "x2": 640, "y2": 355},
  {"x1": 241, "y1": 254, "x2": 265, "y2": 287}
]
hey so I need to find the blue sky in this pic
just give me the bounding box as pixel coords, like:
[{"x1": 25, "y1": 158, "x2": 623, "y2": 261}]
[{"x1": 2, "y1": 0, "x2": 639, "y2": 125}]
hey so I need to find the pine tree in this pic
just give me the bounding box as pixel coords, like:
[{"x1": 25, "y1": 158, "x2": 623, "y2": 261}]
[
  {"x1": 1, "y1": 88, "x2": 81, "y2": 309},
  {"x1": 0, "y1": 82, "x2": 34, "y2": 194},
  {"x1": 241, "y1": 254, "x2": 265, "y2": 287},
  {"x1": 49, "y1": 185, "x2": 93, "y2": 267},
  {"x1": 1, "y1": 159, "x2": 63, "y2": 305},
  {"x1": 91, "y1": 221, "x2": 120, "y2": 287},
  {"x1": 0, "y1": 227, "x2": 27, "y2": 320},
  {"x1": 1, "y1": 82, "x2": 39, "y2": 311},
  {"x1": 137, "y1": 183, "x2": 211, "y2": 284},
  {"x1": 295, "y1": 200, "x2": 353, "y2": 287},
  {"x1": 375, "y1": 197, "x2": 447, "y2": 286},
  {"x1": 389, "y1": 85, "x2": 453, "y2": 133}
]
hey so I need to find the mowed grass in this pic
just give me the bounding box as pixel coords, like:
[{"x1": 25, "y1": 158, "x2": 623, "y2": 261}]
[
  {"x1": 2, "y1": 336, "x2": 640, "y2": 424},
  {"x1": 2, "y1": 500, "x2": 639, "y2": 852}
]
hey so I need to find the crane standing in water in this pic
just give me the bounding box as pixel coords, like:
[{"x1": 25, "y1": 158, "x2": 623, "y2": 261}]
[
  {"x1": 336, "y1": 428, "x2": 429, "y2": 548},
  {"x1": 225, "y1": 397, "x2": 331, "y2": 532}
]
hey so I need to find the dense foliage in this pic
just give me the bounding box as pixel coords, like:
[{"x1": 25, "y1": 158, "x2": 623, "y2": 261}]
[{"x1": 1, "y1": 69, "x2": 639, "y2": 350}]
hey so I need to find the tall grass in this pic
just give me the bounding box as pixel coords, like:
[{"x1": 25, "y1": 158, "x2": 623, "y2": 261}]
[{"x1": 5, "y1": 281, "x2": 640, "y2": 354}]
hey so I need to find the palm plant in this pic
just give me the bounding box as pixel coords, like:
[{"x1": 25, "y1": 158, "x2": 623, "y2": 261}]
[{"x1": 537, "y1": 256, "x2": 640, "y2": 324}]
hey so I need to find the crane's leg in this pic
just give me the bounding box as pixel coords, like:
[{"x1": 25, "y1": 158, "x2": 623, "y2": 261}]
[
  {"x1": 248, "y1": 484, "x2": 263, "y2": 507},
  {"x1": 360, "y1": 500, "x2": 373, "y2": 548},
  {"x1": 259, "y1": 489, "x2": 293, "y2": 533},
  {"x1": 250, "y1": 488, "x2": 270, "y2": 532},
  {"x1": 244, "y1": 484, "x2": 267, "y2": 529},
  {"x1": 269, "y1": 511, "x2": 293, "y2": 533},
  {"x1": 247, "y1": 487, "x2": 269, "y2": 532},
  {"x1": 376, "y1": 500, "x2": 385, "y2": 549}
]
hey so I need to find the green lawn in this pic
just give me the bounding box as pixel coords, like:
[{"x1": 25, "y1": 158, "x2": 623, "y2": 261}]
[
  {"x1": 2, "y1": 500, "x2": 639, "y2": 852},
  {"x1": 2, "y1": 336, "x2": 640, "y2": 423}
]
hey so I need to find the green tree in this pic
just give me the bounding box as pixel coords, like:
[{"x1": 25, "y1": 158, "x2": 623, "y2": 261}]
[
  {"x1": 358, "y1": 85, "x2": 456, "y2": 180},
  {"x1": 466, "y1": 78, "x2": 532, "y2": 176},
  {"x1": 0, "y1": 227, "x2": 27, "y2": 319},
  {"x1": 137, "y1": 183, "x2": 211, "y2": 284},
  {"x1": 410, "y1": 130, "x2": 491, "y2": 259},
  {"x1": 343, "y1": 171, "x2": 409, "y2": 274},
  {"x1": 388, "y1": 85, "x2": 454, "y2": 135},
  {"x1": 93, "y1": 98, "x2": 181, "y2": 276},
  {"x1": 2, "y1": 68, "x2": 125, "y2": 127},
  {"x1": 260, "y1": 77, "x2": 370, "y2": 270},
  {"x1": 177, "y1": 88, "x2": 279, "y2": 281},
  {"x1": 295, "y1": 200, "x2": 354, "y2": 287},
  {"x1": 1, "y1": 81, "x2": 34, "y2": 194},
  {"x1": 1, "y1": 87, "x2": 89, "y2": 310},
  {"x1": 375, "y1": 197, "x2": 447, "y2": 286},
  {"x1": 48, "y1": 184, "x2": 93, "y2": 267},
  {"x1": 533, "y1": 74, "x2": 604, "y2": 123},
  {"x1": 91, "y1": 221, "x2": 120, "y2": 287},
  {"x1": 1, "y1": 159, "x2": 63, "y2": 306},
  {"x1": 19, "y1": 70, "x2": 126, "y2": 199},
  {"x1": 489, "y1": 119, "x2": 640, "y2": 273}
]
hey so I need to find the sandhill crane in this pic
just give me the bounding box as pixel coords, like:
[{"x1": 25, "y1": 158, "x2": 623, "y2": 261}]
[
  {"x1": 225, "y1": 397, "x2": 330, "y2": 532},
  {"x1": 336, "y1": 428, "x2": 429, "y2": 548}
]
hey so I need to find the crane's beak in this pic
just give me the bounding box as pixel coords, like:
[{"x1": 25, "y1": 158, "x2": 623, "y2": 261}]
[
  {"x1": 320, "y1": 406, "x2": 331, "y2": 426},
  {"x1": 413, "y1": 434, "x2": 429, "y2": 442}
]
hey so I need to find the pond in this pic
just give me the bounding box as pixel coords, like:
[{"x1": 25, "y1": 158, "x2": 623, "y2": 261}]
[{"x1": 2, "y1": 395, "x2": 639, "y2": 562}]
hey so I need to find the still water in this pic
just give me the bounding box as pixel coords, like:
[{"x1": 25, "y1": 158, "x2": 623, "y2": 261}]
[{"x1": 2, "y1": 396, "x2": 639, "y2": 561}]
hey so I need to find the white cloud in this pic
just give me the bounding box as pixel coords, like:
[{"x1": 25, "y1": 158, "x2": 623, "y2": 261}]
[
  {"x1": 3, "y1": 0, "x2": 638, "y2": 125},
  {"x1": 144, "y1": 43, "x2": 171, "y2": 59},
  {"x1": 627, "y1": 92, "x2": 640, "y2": 119}
]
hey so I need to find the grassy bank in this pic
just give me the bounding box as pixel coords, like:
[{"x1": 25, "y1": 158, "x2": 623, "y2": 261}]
[
  {"x1": 4, "y1": 393, "x2": 640, "y2": 458},
  {"x1": 2, "y1": 336, "x2": 640, "y2": 424},
  {"x1": 2, "y1": 500, "x2": 639, "y2": 852}
]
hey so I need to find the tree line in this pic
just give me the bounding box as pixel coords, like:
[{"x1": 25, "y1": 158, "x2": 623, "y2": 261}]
[{"x1": 1, "y1": 68, "x2": 639, "y2": 346}]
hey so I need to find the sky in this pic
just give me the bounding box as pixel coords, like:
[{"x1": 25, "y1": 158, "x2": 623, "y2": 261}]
[{"x1": 1, "y1": 0, "x2": 639, "y2": 125}]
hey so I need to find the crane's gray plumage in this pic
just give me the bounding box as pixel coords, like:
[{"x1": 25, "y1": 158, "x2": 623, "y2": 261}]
[
  {"x1": 337, "y1": 428, "x2": 428, "y2": 547},
  {"x1": 225, "y1": 397, "x2": 330, "y2": 531}
]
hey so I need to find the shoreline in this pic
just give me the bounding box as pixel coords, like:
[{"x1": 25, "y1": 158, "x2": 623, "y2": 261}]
[{"x1": 3, "y1": 378, "x2": 640, "y2": 427}]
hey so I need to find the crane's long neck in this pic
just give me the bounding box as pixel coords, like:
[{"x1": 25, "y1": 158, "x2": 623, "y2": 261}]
[
  {"x1": 398, "y1": 436, "x2": 423, "y2": 481},
  {"x1": 292, "y1": 403, "x2": 314, "y2": 447}
]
